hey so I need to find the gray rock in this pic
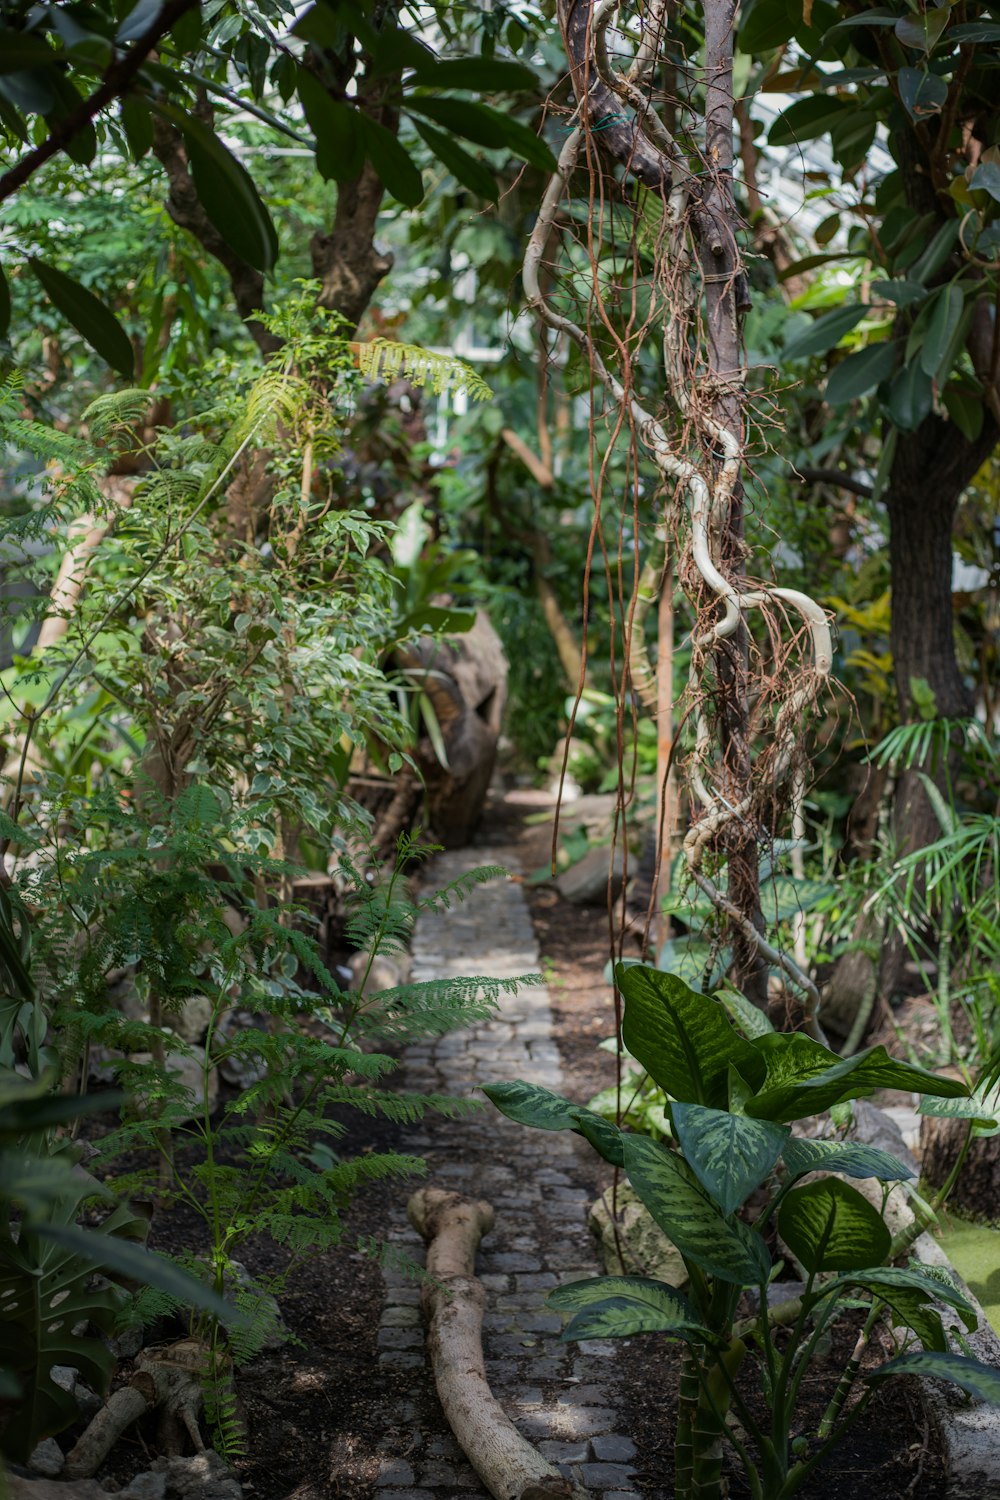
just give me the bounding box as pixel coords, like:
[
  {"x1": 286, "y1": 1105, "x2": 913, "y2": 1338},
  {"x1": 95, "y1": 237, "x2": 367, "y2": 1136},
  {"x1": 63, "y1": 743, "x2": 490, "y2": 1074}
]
[
  {"x1": 128, "y1": 1047, "x2": 218, "y2": 1123},
  {"x1": 9, "y1": 1480, "x2": 106, "y2": 1500},
  {"x1": 27, "y1": 1440, "x2": 65, "y2": 1477},
  {"x1": 588, "y1": 1182, "x2": 687, "y2": 1283},
  {"x1": 170, "y1": 995, "x2": 214, "y2": 1046},
  {"x1": 349, "y1": 949, "x2": 410, "y2": 996},
  {"x1": 849, "y1": 1098, "x2": 919, "y2": 1177},
  {"x1": 151, "y1": 1452, "x2": 242, "y2": 1499},
  {"x1": 555, "y1": 845, "x2": 625, "y2": 907},
  {"x1": 118, "y1": 1474, "x2": 168, "y2": 1500}
]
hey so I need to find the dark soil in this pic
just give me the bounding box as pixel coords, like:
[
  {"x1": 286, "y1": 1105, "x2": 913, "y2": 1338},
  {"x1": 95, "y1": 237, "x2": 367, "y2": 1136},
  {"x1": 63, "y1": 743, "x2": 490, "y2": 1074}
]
[{"x1": 71, "y1": 787, "x2": 945, "y2": 1500}]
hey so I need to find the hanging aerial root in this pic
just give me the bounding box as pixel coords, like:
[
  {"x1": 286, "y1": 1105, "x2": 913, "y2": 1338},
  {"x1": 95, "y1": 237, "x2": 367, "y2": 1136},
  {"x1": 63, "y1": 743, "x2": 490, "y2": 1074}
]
[{"x1": 407, "y1": 1187, "x2": 592, "y2": 1500}]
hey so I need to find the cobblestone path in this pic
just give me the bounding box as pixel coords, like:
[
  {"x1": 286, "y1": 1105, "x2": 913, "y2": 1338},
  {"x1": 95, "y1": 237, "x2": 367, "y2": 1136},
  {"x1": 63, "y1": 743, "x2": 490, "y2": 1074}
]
[{"x1": 373, "y1": 846, "x2": 639, "y2": 1500}]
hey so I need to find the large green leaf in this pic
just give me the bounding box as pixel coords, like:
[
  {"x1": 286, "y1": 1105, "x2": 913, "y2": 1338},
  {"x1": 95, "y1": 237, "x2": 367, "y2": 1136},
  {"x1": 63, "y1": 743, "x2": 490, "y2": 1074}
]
[
  {"x1": 781, "y1": 1135, "x2": 914, "y2": 1183},
  {"x1": 744, "y1": 1041, "x2": 967, "y2": 1124},
  {"x1": 163, "y1": 106, "x2": 278, "y2": 272},
  {"x1": 409, "y1": 57, "x2": 539, "y2": 93},
  {"x1": 297, "y1": 67, "x2": 364, "y2": 182},
  {"x1": 28, "y1": 260, "x2": 133, "y2": 378},
  {"x1": 867, "y1": 1351, "x2": 1000, "y2": 1404},
  {"x1": 671, "y1": 1103, "x2": 788, "y2": 1216},
  {"x1": 406, "y1": 97, "x2": 556, "y2": 171},
  {"x1": 361, "y1": 114, "x2": 424, "y2": 206},
  {"x1": 482, "y1": 1080, "x2": 624, "y2": 1165},
  {"x1": 782, "y1": 303, "x2": 868, "y2": 360},
  {"x1": 830, "y1": 1265, "x2": 978, "y2": 1348},
  {"x1": 895, "y1": 6, "x2": 950, "y2": 53},
  {"x1": 619, "y1": 964, "x2": 761, "y2": 1107},
  {"x1": 548, "y1": 1275, "x2": 709, "y2": 1342},
  {"x1": 826, "y1": 341, "x2": 897, "y2": 404},
  {"x1": 920, "y1": 284, "x2": 968, "y2": 382},
  {"x1": 412, "y1": 120, "x2": 498, "y2": 202},
  {"x1": 623, "y1": 1134, "x2": 771, "y2": 1286},
  {"x1": 898, "y1": 66, "x2": 949, "y2": 121},
  {"x1": 778, "y1": 1178, "x2": 890, "y2": 1274},
  {"x1": 887, "y1": 360, "x2": 934, "y2": 430},
  {"x1": 768, "y1": 95, "x2": 851, "y2": 148}
]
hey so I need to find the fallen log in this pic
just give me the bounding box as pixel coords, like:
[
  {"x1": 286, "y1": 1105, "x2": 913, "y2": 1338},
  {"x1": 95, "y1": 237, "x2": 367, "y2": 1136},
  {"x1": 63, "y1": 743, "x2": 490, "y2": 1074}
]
[{"x1": 407, "y1": 1187, "x2": 591, "y2": 1500}]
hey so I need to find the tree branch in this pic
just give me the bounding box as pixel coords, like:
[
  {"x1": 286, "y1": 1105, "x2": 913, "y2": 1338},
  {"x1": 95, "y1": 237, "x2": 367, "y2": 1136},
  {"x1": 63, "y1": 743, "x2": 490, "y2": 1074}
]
[
  {"x1": 795, "y1": 466, "x2": 874, "y2": 499},
  {"x1": 0, "y1": 0, "x2": 200, "y2": 206}
]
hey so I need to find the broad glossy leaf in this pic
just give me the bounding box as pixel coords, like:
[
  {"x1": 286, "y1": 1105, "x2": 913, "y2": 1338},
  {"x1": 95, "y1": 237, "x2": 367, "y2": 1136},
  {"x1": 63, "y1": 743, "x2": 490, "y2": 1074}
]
[
  {"x1": 413, "y1": 120, "x2": 498, "y2": 202},
  {"x1": 895, "y1": 6, "x2": 950, "y2": 53},
  {"x1": 297, "y1": 68, "x2": 364, "y2": 182},
  {"x1": 870, "y1": 278, "x2": 928, "y2": 307},
  {"x1": 782, "y1": 1136, "x2": 914, "y2": 1183},
  {"x1": 714, "y1": 983, "x2": 774, "y2": 1041},
  {"x1": 768, "y1": 95, "x2": 850, "y2": 149},
  {"x1": 623, "y1": 1134, "x2": 771, "y2": 1286},
  {"x1": 745, "y1": 1041, "x2": 967, "y2": 1123},
  {"x1": 738, "y1": 0, "x2": 797, "y2": 52},
  {"x1": 549, "y1": 1275, "x2": 708, "y2": 1341},
  {"x1": 671, "y1": 1103, "x2": 788, "y2": 1215},
  {"x1": 910, "y1": 220, "x2": 961, "y2": 284},
  {"x1": 176, "y1": 111, "x2": 279, "y2": 272},
  {"x1": 361, "y1": 114, "x2": 423, "y2": 206},
  {"x1": 783, "y1": 304, "x2": 868, "y2": 360},
  {"x1": 826, "y1": 341, "x2": 896, "y2": 404},
  {"x1": 950, "y1": 21, "x2": 1000, "y2": 41},
  {"x1": 920, "y1": 284, "x2": 967, "y2": 381},
  {"x1": 888, "y1": 361, "x2": 934, "y2": 431},
  {"x1": 28, "y1": 260, "x2": 134, "y2": 377},
  {"x1": 971, "y1": 162, "x2": 1000, "y2": 203},
  {"x1": 0, "y1": 33, "x2": 57, "y2": 71},
  {"x1": 867, "y1": 1351, "x2": 1000, "y2": 1404},
  {"x1": 410, "y1": 57, "x2": 538, "y2": 92},
  {"x1": 618, "y1": 964, "x2": 761, "y2": 1107},
  {"x1": 943, "y1": 382, "x2": 985, "y2": 442},
  {"x1": 831, "y1": 1265, "x2": 977, "y2": 1338},
  {"x1": 120, "y1": 96, "x2": 153, "y2": 160},
  {"x1": 898, "y1": 67, "x2": 949, "y2": 121},
  {"x1": 824, "y1": 7, "x2": 898, "y2": 33},
  {"x1": 482, "y1": 1080, "x2": 624, "y2": 1165},
  {"x1": 117, "y1": 0, "x2": 162, "y2": 42},
  {"x1": 779, "y1": 1177, "x2": 890, "y2": 1274},
  {"x1": 919, "y1": 1086, "x2": 1000, "y2": 1134},
  {"x1": 406, "y1": 97, "x2": 556, "y2": 171},
  {"x1": 0, "y1": 70, "x2": 56, "y2": 116}
]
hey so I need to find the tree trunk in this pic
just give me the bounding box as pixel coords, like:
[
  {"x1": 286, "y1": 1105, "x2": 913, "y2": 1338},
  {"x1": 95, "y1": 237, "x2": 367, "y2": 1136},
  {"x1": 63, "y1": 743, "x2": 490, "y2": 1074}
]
[
  {"x1": 697, "y1": 0, "x2": 767, "y2": 1008},
  {"x1": 920, "y1": 1115, "x2": 1000, "y2": 1222}
]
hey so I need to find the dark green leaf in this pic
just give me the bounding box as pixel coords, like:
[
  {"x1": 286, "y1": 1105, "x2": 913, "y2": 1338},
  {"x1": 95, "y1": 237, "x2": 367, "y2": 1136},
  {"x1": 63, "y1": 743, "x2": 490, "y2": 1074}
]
[
  {"x1": 0, "y1": 33, "x2": 57, "y2": 71},
  {"x1": 888, "y1": 361, "x2": 934, "y2": 431},
  {"x1": 412, "y1": 120, "x2": 499, "y2": 202},
  {"x1": 745, "y1": 1040, "x2": 966, "y2": 1123},
  {"x1": 28, "y1": 260, "x2": 134, "y2": 377},
  {"x1": 410, "y1": 57, "x2": 538, "y2": 92},
  {"x1": 671, "y1": 1103, "x2": 788, "y2": 1216},
  {"x1": 120, "y1": 96, "x2": 154, "y2": 160},
  {"x1": 548, "y1": 1275, "x2": 708, "y2": 1342},
  {"x1": 778, "y1": 1177, "x2": 890, "y2": 1274},
  {"x1": 832, "y1": 1265, "x2": 977, "y2": 1338},
  {"x1": 870, "y1": 278, "x2": 928, "y2": 307},
  {"x1": 35, "y1": 1226, "x2": 248, "y2": 1327},
  {"x1": 867, "y1": 1351, "x2": 1000, "y2": 1404},
  {"x1": 738, "y1": 0, "x2": 799, "y2": 53},
  {"x1": 623, "y1": 1134, "x2": 771, "y2": 1286},
  {"x1": 407, "y1": 97, "x2": 556, "y2": 171},
  {"x1": 0, "y1": 71, "x2": 56, "y2": 115},
  {"x1": 824, "y1": 7, "x2": 898, "y2": 32},
  {"x1": 618, "y1": 964, "x2": 761, "y2": 1107},
  {"x1": 943, "y1": 382, "x2": 985, "y2": 442},
  {"x1": 117, "y1": 0, "x2": 162, "y2": 43},
  {"x1": 921, "y1": 287, "x2": 971, "y2": 383},
  {"x1": 482, "y1": 1080, "x2": 624, "y2": 1165},
  {"x1": 783, "y1": 304, "x2": 868, "y2": 360},
  {"x1": 970, "y1": 162, "x2": 1000, "y2": 203},
  {"x1": 826, "y1": 342, "x2": 897, "y2": 404},
  {"x1": 297, "y1": 68, "x2": 364, "y2": 182},
  {"x1": 768, "y1": 96, "x2": 850, "y2": 149},
  {"x1": 898, "y1": 67, "x2": 950, "y2": 121},
  {"x1": 782, "y1": 1136, "x2": 914, "y2": 1183},
  {"x1": 949, "y1": 22, "x2": 1000, "y2": 41},
  {"x1": 360, "y1": 114, "x2": 424, "y2": 206},
  {"x1": 895, "y1": 7, "x2": 950, "y2": 53},
  {"x1": 160, "y1": 105, "x2": 278, "y2": 272}
]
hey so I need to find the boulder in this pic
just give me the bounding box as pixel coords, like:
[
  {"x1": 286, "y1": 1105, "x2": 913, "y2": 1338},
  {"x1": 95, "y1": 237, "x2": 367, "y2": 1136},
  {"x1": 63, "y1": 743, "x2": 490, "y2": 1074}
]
[
  {"x1": 588, "y1": 1181, "x2": 686, "y2": 1283},
  {"x1": 555, "y1": 845, "x2": 625, "y2": 907}
]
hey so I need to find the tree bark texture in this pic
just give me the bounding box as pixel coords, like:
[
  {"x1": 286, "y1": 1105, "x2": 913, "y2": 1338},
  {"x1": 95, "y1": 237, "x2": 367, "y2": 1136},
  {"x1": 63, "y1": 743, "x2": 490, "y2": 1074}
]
[{"x1": 920, "y1": 1115, "x2": 1000, "y2": 1222}]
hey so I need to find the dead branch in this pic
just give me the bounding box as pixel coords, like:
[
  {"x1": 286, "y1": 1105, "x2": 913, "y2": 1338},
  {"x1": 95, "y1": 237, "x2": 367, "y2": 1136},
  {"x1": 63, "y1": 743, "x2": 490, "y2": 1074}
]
[{"x1": 407, "y1": 1187, "x2": 592, "y2": 1500}]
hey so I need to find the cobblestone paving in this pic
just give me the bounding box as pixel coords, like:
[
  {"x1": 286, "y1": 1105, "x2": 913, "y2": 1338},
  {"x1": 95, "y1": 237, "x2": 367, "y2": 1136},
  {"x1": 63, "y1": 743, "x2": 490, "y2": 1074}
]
[{"x1": 374, "y1": 847, "x2": 638, "y2": 1500}]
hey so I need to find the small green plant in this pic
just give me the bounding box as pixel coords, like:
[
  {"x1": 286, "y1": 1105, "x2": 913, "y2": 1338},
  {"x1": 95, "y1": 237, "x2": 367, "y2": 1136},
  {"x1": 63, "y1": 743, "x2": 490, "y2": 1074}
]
[{"x1": 487, "y1": 965, "x2": 1000, "y2": 1500}]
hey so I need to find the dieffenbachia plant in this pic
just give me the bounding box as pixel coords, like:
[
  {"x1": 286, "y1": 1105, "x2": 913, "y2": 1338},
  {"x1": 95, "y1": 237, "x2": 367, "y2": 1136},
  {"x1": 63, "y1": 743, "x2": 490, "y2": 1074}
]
[{"x1": 486, "y1": 965, "x2": 1000, "y2": 1500}]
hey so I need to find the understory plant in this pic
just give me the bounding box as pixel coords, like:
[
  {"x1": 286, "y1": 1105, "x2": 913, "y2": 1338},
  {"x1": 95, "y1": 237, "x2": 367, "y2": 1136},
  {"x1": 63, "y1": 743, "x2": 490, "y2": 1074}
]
[{"x1": 487, "y1": 964, "x2": 1000, "y2": 1500}]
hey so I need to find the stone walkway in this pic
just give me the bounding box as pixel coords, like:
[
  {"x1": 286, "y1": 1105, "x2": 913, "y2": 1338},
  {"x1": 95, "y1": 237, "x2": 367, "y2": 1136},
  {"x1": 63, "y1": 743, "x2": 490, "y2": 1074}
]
[{"x1": 372, "y1": 846, "x2": 639, "y2": 1500}]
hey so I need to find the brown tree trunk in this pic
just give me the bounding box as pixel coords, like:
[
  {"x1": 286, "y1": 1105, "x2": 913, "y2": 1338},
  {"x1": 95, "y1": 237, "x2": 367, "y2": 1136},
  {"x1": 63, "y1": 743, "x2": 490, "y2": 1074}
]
[{"x1": 920, "y1": 1115, "x2": 1000, "y2": 1222}]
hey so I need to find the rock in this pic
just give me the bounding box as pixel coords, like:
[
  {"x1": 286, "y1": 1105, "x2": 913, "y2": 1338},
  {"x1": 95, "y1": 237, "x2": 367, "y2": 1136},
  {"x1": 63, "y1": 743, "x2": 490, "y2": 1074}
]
[
  {"x1": 849, "y1": 1098, "x2": 920, "y2": 1178},
  {"x1": 222, "y1": 1261, "x2": 288, "y2": 1351},
  {"x1": 27, "y1": 1440, "x2": 65, "y2": 1477},
  {"x1": 588, "y1": 1182, "x2": 687, "y2": 1283},
  {"x1": 556, "y1": 845, "x2": 625, "y2": 906},
  {"x1": 214, "y1": 1011, "x2": 270, "y2": 1089},
  {"x1": 9, "y1": 1479, "x2": 107, "y2": 1500},
  {"x1": 170, "y1": 995, "x2": 214, "y2": 1046},
  {"x1": 151, "y1": 1451, "x2": 243, "y2": 1499},
  {"x1": 118, "y1": 1474, "x2": 167, "y2": 1500}
]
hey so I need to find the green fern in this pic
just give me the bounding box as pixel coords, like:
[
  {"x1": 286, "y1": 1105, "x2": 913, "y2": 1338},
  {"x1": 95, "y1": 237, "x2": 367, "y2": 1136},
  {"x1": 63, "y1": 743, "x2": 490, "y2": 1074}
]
[{"x1": 356, "y1": 338, "x2": 492, "y2": 402}]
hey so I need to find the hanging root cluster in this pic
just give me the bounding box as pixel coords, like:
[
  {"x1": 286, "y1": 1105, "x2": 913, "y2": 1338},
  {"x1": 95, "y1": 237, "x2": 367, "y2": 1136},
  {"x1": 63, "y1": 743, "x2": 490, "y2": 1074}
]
[{"x1": 530, "y1": 0, "x2": 833, "y2": 1034}]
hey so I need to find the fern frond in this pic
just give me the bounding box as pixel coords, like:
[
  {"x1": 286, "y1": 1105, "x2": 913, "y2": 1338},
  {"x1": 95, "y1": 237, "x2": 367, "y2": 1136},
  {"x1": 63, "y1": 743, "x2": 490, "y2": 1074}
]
[
  {"x1": 83, "y1": 389, "x2": 152, "y2": 443},
  {"x1": 355, "y1": 339, "x2": 492, "y2": 402}
]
